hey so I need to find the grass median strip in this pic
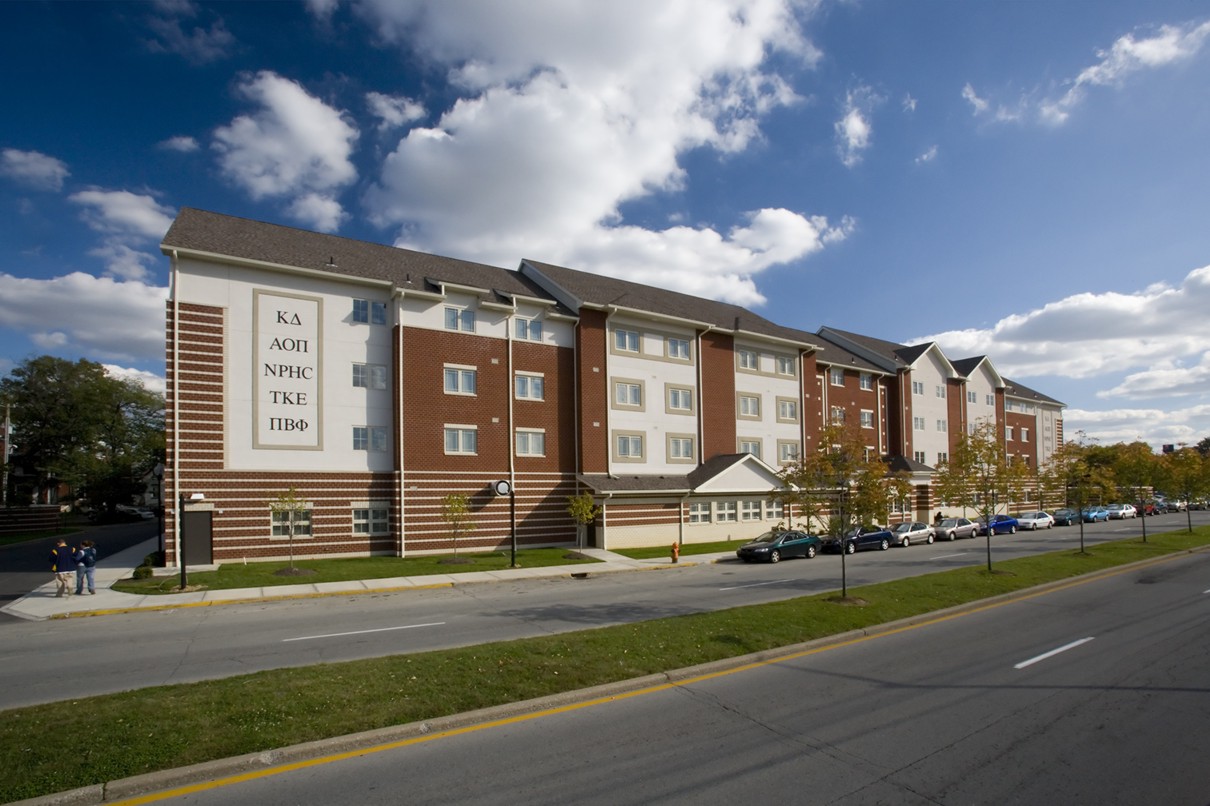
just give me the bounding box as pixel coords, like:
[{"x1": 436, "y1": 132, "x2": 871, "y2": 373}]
[{"x1": 3, "y1": 530, "x2": 1207, "y2": 802}]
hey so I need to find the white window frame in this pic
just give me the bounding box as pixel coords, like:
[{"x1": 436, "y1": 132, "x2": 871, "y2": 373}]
[
  {"x1": 444, "y1": 306, "x2": 476, "y2": 333},
  {"x1": 614, "y1": 432, "x2": 645, "y2": 462},
  {"x1": 666, "y1": 385, "x2": 694, "y2": 414},
  {"x1": 716, "y1": 501, "x2": 738, "y2": 523},
  {"x1": 860, "y1": 409, "x2": 874, "y2": 429},
  {"x1": 515, "y1": 372, "x2": 545, "y2": 401},
  {"x1": 913, "y1": 416, "x2": 925, "y2": 431},
  {"x1": 667, "y1": 434, "x2": 695, "y2": 463},
  {"x1": 738, "y1": 394, "x2": 760, "y2": 419},
  {"x1": 353, "y1": 425, "x2": 388, "y2": 452},
  {"x1": 689, "y1": 502, "x2": 712, "y2": 523},
  {"x1": 776, "y1": 398, "x2": 799, "y2": 423},
  {"x1": 737, "y1": 349, "x2": 758, "y2": 370},
  {"x1": 614, "y1": 328, "x2": 640, "y2": 353},
  {"x1": 444, "y1": 425, "x2": 478, "y2": 455},
  {"x1": 936, "y1": 385, "x2": 946, "y2": 399},
  {"x1": 516, "y1": 428, "x2": 546, "y2": 457},
  {"x1": 272, "y1": 507, "x2": 312, "y2": 538},
  {"x1": 914, "y1": 450, "x2": 926, "y2": 464},
  {"x1": 353, "y1": 363, "x2": 388, "y2": 390},
  {"x1": 444, "y1": 364, "x2": 477, "y2": 395},
  {"x1": 352, "y1": 503, "x2": 390, "y2": 536},
  {"x1": 830, "y1": 367, "x2": 844, "y2": 386},
  {"x1": 830, "y1": 406, "x2": 845, "y2": 424},
  {"x1": 777, "y1": 440, "x2": 800, "y2": 464},
  {"x1": 353, "y1": 299, "x2": 387, "y2": 325},
  {"x1": 739, "y1": 439, "x2": 761, "y2": 458},
  {"x1": 613, "y1": 380, "x2": 643, "y2": 409},
  {"x1": 666, "y1": 337, "x2": 691, "y2": 361},
  {"x1": 860, "y1": 373, "x2": 873, "y2": 391},
  {"x1": 936, "y1": 419, "x2": 947, "y2": 433},
  {"x1": 764, "y1": 500, "x2": 783, "y2": 521},
  {"x1": 740, "y1": 500, "x2": 762, "y2": 521},
  {"x1": 967, "y1": 390, "x2": 977, "y2": 404},
  {"x1": 776, "y1": 356, "x2": 797, "y2": 377},
  {"x1": 913, "y1": 380, "x2": 925, "y2": 395},
  {"x1": 514, "y1": 317, "x2": 543, "y2": 342}
]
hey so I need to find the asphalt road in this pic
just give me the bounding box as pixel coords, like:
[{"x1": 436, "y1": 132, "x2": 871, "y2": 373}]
[
  {"x1": 142, "y1": 546, "x2": 1210, "y2": 805},
  {"x1": 0, "y1": 512, "x2": 1204, "y2": 711}
]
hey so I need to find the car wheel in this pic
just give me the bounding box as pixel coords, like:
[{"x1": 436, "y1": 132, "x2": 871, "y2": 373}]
[
  {"x1": 947, "y1": 531, "x2": 955, "y2": 541},
  {"x1": 769, "y1": 549, "x2": 780, "y2": 563},
  {"x1": 1010, "y1": 525, "x2": 1017, "y2": 534},
  {"x1": 879, "y1": 539, "x2": 889, "y2": 551},
  {"x1": 901, "y1": 537, "x2": 910, "y2": 548},
  {"x1": 845, "y1": 542, "x2": 856, "y2": 555},
  {"x1": 806, "y1": 545, "x2": 817, "y2": 559},
  {"x1": 926, "y1": 534, "x2": 934, "y2": 544}
]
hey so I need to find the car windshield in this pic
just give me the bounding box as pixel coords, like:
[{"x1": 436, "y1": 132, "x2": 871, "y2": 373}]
[
  {"x1": 893, "y1": 523, "x2": 911, "y2": 533},
  {"x1": 751, "y1": 532, "x2": 780, "y2": 544},
  {"x1": 939, "y1": 518, "x2": 960, "y2": 527}
]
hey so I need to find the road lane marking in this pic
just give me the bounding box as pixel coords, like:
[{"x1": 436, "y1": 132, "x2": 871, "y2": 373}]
[
  {"x1": 720, "y1": 580, "x2": 790, "y2": 591},
  {"x1": 933, "y1": 553, "x2": 966, "y2": 560},
  {"x1": 1014, "y1": 637, "x2": 1095, "y2": 669},
  {"x1": 283, "y1": 622, "x2": 446, "y2": 642}
]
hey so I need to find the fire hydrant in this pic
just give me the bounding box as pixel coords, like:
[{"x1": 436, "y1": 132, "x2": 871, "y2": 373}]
[{"x1": 671, "y1": 542, "x2": 680, "y2": 563}]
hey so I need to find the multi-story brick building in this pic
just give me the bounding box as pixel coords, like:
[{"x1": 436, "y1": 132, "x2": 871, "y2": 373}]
[{"x1": 161, "y1": 208, "x2": 1064, "y2": 565}]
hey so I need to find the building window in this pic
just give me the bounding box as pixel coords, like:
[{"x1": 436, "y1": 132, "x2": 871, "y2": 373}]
[
  {"x1": 1022, "y1": 428, "x2": 1030, "y2": 442},
  {"x1": 741, "y1": 500, "x2": 762, "y2": 521},
  {"x1": 936, "y1": 385, "x2": 946, "y2": 398},
  {"x1": 986, "y1": 393, "x2": 994, "y2": 406},
  {"x1": 615, "y1": 432, "x2": 644, "y2": 462},
  {"x1": 353, "y1": 363, "x2": 387, "y2": 390},
  {"x1": 830, "y1": 406, "x2": 845, "y2": 424},
  {"x1": 912, "y1": 380, "x2": 925, "y2": 395},
  {"x1": 777, "y1": 356, "x2": 796, "y2": 376},
  {"x1": 739, "y1": 439, "x2": 761, "y2": 458},
  {"x1": 444, "y1": 425, "x2": 477, "y2": 455},
  {"x1": 716, "y1": 501, "x2": 738, "y2": 522},
  {"x1": 666, "y1": 337, "x2": 691, "y2": 361},
  {"x1": 777, "y1": 398, "x2": 799, "y2": 423},
  {"x1": 353, "y1": 299, "x2": 387, "y2": 325},
  {"x1": 353, "y1": 426, "x2": 388, "y2": 452},
  {"x1": 514, "y1": 317, "x2": 543, "y2": 341},
  {"x1": 352, "y1": 505, "x2": 389, "y2": 536},
  {"x1": 777, "y1": 441, "x2": 800, "y2": 463},
  {"x1": 444, "y1": 306, "x2": 475, "y2": 332},
  {"x1": 444, "y1": 365, "x2": 477, "y2": 395},
  {"x1": 614, "y1": 328, "x2": 640, "y2": 353},
  {"x1": 738, "y1": 394, "x2": 761, "y2": 419},
  {"x1": 830, "y1": 367, "x2": 845, "y2": 386},
  {"x1": 860, "y1": 410, "x2": 874, "y2": 429},
  {"x1": 516, "y1": 429, "x2": 546, "y2": 456},
  {"x1": 913, "y1": 416, "x2": 925, "y2": 431},
  {"x1": 613, "y1": 380, "x2": 643, "y2": 409},
  {"x1": 914, "y1": 450, "x2": 926, "y2": 464},
  {"x1": 689, "y1": 502, "x2": 711, "y2": 523},
  {"x1": 936, "y1": 419, "x2": 947, "y2": 433},
  {"x1": 738, "y1": 349, "x2": 758, "y2": 370},
  {"x1": 668, "y1": 434, "x2": 695, "y2": 463},
  {"x1": 1006, "y1": 426, "x2": 1014, "y2": 441},
  {"x1": 666, "y1": 386, "x2": 694, "y2": 414},
  {"x1": 765, "y1": 500, "x2": 783, "y2": 520},
  {"x1": 937, "y1": 451, "x2": 948, "y2": 464},
  {"x1": 860, "y1": 373, "x2": 873, "y2": 391},
  {"x1": 272, "y1": 508, "x2": 312, "y2": 537},
  {"x1": 967, "y1": 390, "x2": 977, "y2": 404},
  {"x1": 515, "y1": 372, "x2": 545, "y2": 401}
]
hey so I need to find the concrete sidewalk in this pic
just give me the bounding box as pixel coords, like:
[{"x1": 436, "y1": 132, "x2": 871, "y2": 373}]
[{"x1": 1, "y1": 541, "x2": 726, "y2": 621}]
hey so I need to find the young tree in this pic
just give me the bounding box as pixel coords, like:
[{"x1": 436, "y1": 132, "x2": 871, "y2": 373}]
[
  {"x1": 1111, "y1": 441, "x2": 1160, "y2": 542},
  {"x1": 269, "y1": 486, "x2": 308, "y2": 572},
  {"x1": 1160, "y1": 447, "x2": 1209, "y2": 533},
  {"x1": 933, "y1": 421, "x2": 1029, "y2": 571},
  {"x1": 441, "y1": 493, "x2": 476, "y2": 559},
  {"x1": 1041, "y1": 439, "x2": 1115, "y2": 553},
  {"x1": 566, "y1": 492, "x2": 601, "y2": 550}
]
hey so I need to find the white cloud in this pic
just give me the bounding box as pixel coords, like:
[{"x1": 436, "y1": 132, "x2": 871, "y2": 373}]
[
  {"x1": 0, "y1": 273, "x2": 167, "y2": 362},
  {"x1": 961, "y1": 82, "x2": 988, "y2": 115},
  {"x1": 158, "y1": 136, "x2": 200, "y2": 153},
  {"x1": 286, "y1": 193, "x2": 347, "y2": 233},
  {"x1": 361, "y1": 0, "x2": 841, "y2": 306},
  {"x1": 103, "y1": 364, "x2": 167, "y2": 396},
  {"x1": 1041, "y1": 20, "x2": 1210, "y2": 125},
  {"x1": 366, "y1": 91, "x2": 426, "y2": 130},
  {"x1": 835, "y1": 86, "x2": 879, "y2": 168},
  {"x1": 68, "y1": 189, "x2": 175, "y2": 240},
  {"x1": 87, "y1": 243, "x2": 158, "y2": 282},
  {"x1": 145, "y1": 1, "x2": 235, "y2": 64},
  {"x1": 915, "y1": 145, "x2": 938, "y2": 165},
  {"x1": 0, "y1": 148, "x2": 70, "y2": 191},
  {"x1": 1064, "y1": 404, "x2": 1210, "y2": 451},
  {"x1": 903, "y1": 93, "x2": 917, "y2": 113},
  {"x1": 213, "y1": 71, "x2": 358, "y2": 230},
  {"x1": 961, "y1": 82, "x2": 1023, "y2": 122}
]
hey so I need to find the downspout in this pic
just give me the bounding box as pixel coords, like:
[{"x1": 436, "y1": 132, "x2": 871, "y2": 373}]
[
  {"x1": 396, "y1": 300, "x2": 405, "y2": 556},
  {"x1": 170, "y1": 249, "x2": 182, "y2": 569},
  {"x1": 507, "y1": 308, "x2": 516, "y2": 541}
]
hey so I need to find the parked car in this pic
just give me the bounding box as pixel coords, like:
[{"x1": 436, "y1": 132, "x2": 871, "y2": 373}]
[
  {"x1": 1016, "y1": 511, "x2": 1054, "y2": 530},
  {"x1": 1106, "y1": 503, "x2": 1137, "y2": 519},
  {"x1": 822, "y1": 525, "x2": 893, "y2": 554},
  {"x1": 736, "y1": 530, "x2": 823, "y2": 563},
  {"x1": 975, "y1": 514, "x2": 1019, "y2": 536},
  {"x1": 934, "y1": 517, "x2": 978, "y2": 541},
  {"x1": 1052, "y1": 508, "x2": 1080, "y2": 526},
  {"x1": 891, "y1": 521, "x2": 934, "y2": 547},
  {"x1": 1081, "y1": 507, "x2": 1110, "y2": 522}
]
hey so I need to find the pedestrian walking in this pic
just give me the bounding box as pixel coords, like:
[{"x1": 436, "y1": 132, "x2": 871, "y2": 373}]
[
  {"x1": 75, "y1": 540, "x2": 98, "y2": 595},
  {"x1": 49, "y1": 538, "x2": 76, "y2": 598}
]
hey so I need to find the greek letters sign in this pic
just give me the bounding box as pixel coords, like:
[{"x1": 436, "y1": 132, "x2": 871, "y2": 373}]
[{"x1": 253, "y1": 290, "x2": 323, "y2": 449}]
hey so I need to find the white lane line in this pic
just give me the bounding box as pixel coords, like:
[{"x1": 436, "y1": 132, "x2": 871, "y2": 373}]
[
  {"x1": 720, "y1": 580, "x2": 790, "y2": 591},
  {"x1": 932, "y1": 553, "x2": 966, "y2": 560},
  {"x1": 1014, "y1": 637, "x2": 1095, "y2": 669},
  {"x1": 283, "y1": 622, "x2": 446, "y2": 642}
]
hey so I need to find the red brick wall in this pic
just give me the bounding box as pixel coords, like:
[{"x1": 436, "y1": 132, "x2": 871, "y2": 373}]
[
  {"x1": 947, "y1": 377, "x2": 964, "y2": 456},
  {"x1": 577, "y1": 310, "x2": 609, "y2": 473},
  {"x1": 802, "y1": 352, "x2": 821, "y2": 454},
  {"x1": 700, "y1": 331, "x2": 736, "y2": 459}
]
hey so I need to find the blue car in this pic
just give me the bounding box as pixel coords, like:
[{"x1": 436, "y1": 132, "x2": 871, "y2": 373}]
[
  {"x1": 975, "y1": 514, "x2": 1019, "y2": 535},
  {"x1": 1081, "y1": 507, "x2": 1109, "y2": 522}
]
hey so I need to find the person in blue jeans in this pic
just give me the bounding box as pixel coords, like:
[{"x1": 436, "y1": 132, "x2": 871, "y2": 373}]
[{"x1": 74, "y1": 540, "x2": 98, "y2": 595}]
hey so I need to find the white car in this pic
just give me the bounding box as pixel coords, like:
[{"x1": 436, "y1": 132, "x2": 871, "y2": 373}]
[
  {"x1": 1106, "y1": 503, "x2": 1137, "y2": 519},
  {"x1": 1016, "y1": 511, "x2": 1054, "y2": 530}
]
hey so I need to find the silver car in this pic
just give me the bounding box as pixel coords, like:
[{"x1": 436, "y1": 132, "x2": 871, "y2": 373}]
[
  {"x1": 1016, "y1": 511, "x2": 1054, "y2": 530},
  {"x1": 891, "y1": 521, "x2": 935, "y2": 547},
  {"x1": 935, "y1": 517, "x2": 977, "y2": 541}
]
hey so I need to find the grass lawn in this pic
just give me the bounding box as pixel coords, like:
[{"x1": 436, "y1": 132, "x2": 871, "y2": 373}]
[
  {"x1": 2, "y1": 529, "x2": 1207, "y2": 802},
  {"x1": 113, "y1": 547, "x2": 601, "y2": 594},
  {"x1": 614, "y1": 537, "x2": 749, "y2": 559}
]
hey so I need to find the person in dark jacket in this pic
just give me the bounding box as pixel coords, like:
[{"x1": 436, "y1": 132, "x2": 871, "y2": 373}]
[
  {"x1": 49, "y1": 538, "x2": 76, "y2": 598},
  {"x1": 75, "y1": 540, "x2": 98, "y2": 595}
]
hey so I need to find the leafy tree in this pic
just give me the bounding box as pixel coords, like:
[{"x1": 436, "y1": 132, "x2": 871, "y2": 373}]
[
  {"x1": 1195, "y1": 437, "x2": 1210, "y2": 458},
  {"x1": 566, "y1": 492, "x2": 601, "y2": 550},
  {"x1": 1110, "y1": 441, "x2": 1160, "y2": 541},
  {"x1": 933, "y1": 420, "x2": 1029, "y2": 571},
  {"x1": 269, "y1": 486, "x2": 308, "y2": 572},
  {"x1": 1159, "y1": 448, "x2": 1209, "y2": 533},
  {"x1": 1041, "y1": 437, "x2": 1115, "y2": 554},
  {"x1": 0, "y1": 356, "x2": 164, "y2": 509},
  {"x1": 441, "y1": 493, "x2": 476, "y2": 559}
]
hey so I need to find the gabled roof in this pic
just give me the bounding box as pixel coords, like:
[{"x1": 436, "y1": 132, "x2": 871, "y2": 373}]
[
  {"x1": 885, "y1": 454, "x2": 935, "y2": 474},
  {"x1": 951, "y1": 355, "x2": 1005, "y2": 388},
  {"x1": 577, "y1": 453, "x2": 785, "y2": 496},
  {"x1": 522, "y1": 259, "x2": 817, "y2": 349},
  {"x1": 161, "y1": 208, "x2": 568, "y2": 312},
  {"x1": 1003, "y1": 377, "x2": 1065, "y2": 407},
  {"x1": 818, "y1": 327, "x2": 960, "y2": 377},
  {"x1": 810, "y1": 334, "x2": 889, "y2": 375}
]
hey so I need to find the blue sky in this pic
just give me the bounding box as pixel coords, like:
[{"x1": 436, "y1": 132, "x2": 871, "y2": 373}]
[{"x1": 2, "y1": 0, "x2": 1209, "y2": 450}]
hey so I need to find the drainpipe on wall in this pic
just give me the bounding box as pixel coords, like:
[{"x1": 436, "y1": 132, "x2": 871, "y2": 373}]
[
  {"x1": 170, "y1": 249, "x2": 182, "y2": 569},
  {"x1": 395, "y1": 297, "x2": 405, "y2": 557}
]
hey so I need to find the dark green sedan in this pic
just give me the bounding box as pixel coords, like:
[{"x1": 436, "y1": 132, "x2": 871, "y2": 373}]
[{"x1": 736, "y1": 530, "x2": 823, "y2": 563}]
